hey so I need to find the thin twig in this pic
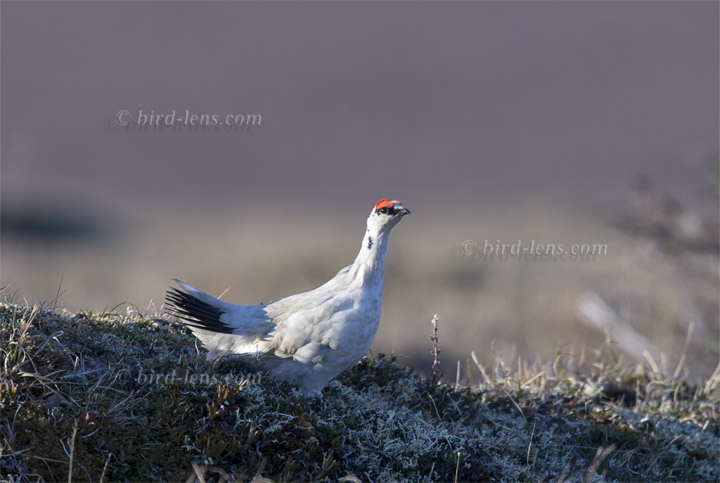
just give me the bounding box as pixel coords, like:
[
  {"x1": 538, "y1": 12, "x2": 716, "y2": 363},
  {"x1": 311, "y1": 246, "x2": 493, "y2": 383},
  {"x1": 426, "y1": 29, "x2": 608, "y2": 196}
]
[
  {"x1": 53, "y1": 275, "x2": 64, "y2": 312},
  {"x1": 471, "y1": 351, "x2": 492, "y2": 387},
  {"x1": 526, "y1": 421, "x2": 536, "y2": 465},
  {"x1": 672, "y1": 320, "x2": 694, "y2": 384},
  {"x1": 430, "y1": 314, "x2": 441, "y2": 383},
  {"x1": 454, "y1": 451, "x2": 461, "y2": 483},
  {"x1": 455, "y1": 360, "x2": 461, "y2": 391},
  {"x1": 191, "y1": 462, "x2": 207, "y2": 483},
  {"x1": 99, "y1": 452, "x2": 113, "y2": 483},
  {"x1": 67, "y1": 418, "x2": 78, "y2": 483},
  {"x1": 584, "y1": 444, "x2": 615, "y2": 483}
]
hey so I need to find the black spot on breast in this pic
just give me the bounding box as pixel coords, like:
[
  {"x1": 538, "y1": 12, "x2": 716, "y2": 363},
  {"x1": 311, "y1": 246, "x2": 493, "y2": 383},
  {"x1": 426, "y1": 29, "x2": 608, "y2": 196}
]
[{"x1": 367, "y1": 236, "x2": 374, "y2": 249}]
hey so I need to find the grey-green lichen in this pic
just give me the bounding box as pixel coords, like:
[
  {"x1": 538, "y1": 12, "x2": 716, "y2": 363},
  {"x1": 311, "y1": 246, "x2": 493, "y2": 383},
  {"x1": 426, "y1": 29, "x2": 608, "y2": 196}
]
[{"x1": 1, "y1": 302, "x2": 718, "y2": 482}]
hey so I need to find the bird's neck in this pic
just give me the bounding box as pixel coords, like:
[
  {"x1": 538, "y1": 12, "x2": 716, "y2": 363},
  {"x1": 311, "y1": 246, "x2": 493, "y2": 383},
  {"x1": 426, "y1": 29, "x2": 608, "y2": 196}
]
[
  {"x1": 343, "y1": 222, "x2": 394, "y2": 291},
  {"x1": 354, "y1": 227, "x2": 390, "y2": 271}
]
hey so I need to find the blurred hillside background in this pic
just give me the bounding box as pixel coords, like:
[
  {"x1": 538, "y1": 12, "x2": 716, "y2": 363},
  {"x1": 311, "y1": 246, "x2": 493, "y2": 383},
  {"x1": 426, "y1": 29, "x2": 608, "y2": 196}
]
[{"x1": 2, "y1": 2, "x2": 718, "y2": 381}]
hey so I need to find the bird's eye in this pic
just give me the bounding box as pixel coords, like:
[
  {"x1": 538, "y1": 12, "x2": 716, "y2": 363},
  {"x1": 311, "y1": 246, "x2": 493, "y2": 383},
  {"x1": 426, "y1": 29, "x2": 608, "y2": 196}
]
[{"x1": 379, "y1": 207, "x2": 389, "y2": 214}]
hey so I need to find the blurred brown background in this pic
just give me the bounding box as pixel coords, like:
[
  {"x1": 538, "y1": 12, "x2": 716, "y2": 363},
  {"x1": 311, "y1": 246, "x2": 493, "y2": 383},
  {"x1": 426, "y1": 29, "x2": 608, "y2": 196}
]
[{"x1": 2, "y1": 2, "x2": 718, "y2": 381}]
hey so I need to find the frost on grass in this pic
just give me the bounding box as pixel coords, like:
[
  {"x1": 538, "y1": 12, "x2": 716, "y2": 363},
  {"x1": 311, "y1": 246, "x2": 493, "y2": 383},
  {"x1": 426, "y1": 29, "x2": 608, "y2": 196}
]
[{"x1": 1, "y1": 301, "x2": 718, "y2": 482}]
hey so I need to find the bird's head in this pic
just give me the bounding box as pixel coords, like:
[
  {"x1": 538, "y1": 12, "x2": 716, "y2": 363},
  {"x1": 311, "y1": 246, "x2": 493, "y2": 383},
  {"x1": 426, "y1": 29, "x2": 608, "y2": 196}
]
[{"x1": 367, "y1": 199, "x2": 410, "y2": 233}]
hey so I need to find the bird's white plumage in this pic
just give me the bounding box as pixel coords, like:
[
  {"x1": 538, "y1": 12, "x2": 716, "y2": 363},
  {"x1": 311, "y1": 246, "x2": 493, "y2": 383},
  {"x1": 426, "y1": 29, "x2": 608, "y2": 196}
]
[{"x1": 166, "y1": 200, "x2": 409, "y2": 396}]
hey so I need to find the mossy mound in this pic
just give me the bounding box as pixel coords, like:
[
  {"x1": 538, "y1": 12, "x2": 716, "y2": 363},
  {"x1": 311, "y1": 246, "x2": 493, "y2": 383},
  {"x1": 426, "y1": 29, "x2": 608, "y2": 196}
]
[{"x1": 1, "y1": 302, "x2": 718, "y2": 481}]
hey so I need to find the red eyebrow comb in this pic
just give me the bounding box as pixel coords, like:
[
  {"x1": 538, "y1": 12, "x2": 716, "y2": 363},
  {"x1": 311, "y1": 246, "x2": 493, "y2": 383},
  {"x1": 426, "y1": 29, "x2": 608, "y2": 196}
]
[{"x1": 375, "y1": 199, "x2": 393, "y2": 210}]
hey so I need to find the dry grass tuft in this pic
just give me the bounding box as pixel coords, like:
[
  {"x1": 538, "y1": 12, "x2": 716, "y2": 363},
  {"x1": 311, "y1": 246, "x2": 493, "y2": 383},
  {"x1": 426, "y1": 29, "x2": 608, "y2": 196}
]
[{"x1": 1, "y1": 300, "x2": 718, "y2": 481}]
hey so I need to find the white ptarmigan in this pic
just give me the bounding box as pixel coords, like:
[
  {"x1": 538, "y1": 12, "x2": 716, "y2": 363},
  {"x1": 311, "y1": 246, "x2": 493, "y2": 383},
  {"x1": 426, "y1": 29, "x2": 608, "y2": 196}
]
[{"x1": 165, "y1": 199, "x2": 410, "y2": 396}]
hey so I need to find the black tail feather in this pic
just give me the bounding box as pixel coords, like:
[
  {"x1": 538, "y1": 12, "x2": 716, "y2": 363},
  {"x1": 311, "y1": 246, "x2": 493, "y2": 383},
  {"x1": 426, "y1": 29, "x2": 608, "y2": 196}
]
[{"x1": 165, "y1": 287, "x2": 235, "y2": 334}]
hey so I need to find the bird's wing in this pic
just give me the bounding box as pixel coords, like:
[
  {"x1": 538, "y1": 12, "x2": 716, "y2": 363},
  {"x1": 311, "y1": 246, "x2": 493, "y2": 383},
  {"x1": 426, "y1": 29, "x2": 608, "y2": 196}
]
[
  {"x1": 167, "y1": 264, "x2": 356, "y2": 361},
  {"x1": 261, "y1": 277, "x2": 356, "y2": 362}
]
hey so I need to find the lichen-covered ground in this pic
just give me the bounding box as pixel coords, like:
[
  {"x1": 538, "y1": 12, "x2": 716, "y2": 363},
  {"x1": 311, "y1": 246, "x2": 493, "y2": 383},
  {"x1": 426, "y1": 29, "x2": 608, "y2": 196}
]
[{"x1": 1, "y1": 302, "x2": 718, "y2": 481}]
